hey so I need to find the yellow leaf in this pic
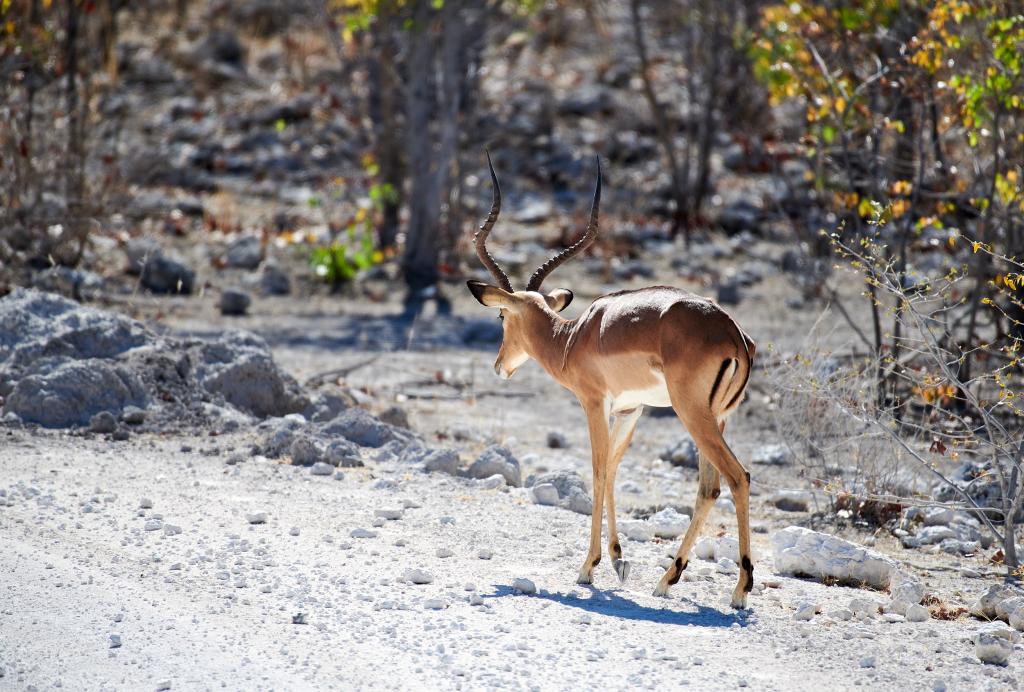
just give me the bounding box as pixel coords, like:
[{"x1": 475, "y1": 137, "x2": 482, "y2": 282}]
[{"x1": 835, "y1": 97, "x2": 847, "y2": 114}]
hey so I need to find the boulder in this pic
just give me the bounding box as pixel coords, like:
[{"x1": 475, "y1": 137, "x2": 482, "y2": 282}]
[
  {"x1": 971, "y1": 584, "x2": 1024, "y2": 620},
  {"x1": 421, "y1": 448, "x2": 460, "y2": 475},
  {"x1": 259, "y1": 262, "x2": 291, "y2": 295},
  {"x1": 89, "y1": 411, "x2": 118, "y2": 434},
  {"x1": 192, "y1": 331, "x2": 309, "y2": 418},
  {"x1": 0, "y1": 288, "x2": 149, "y2": 383},
  {"x1": 771, "y1": 526, "x2": 899, "y2": 589},
  {"x1": 886, "y1": 572, "x2": 926, "y2": 616},
  {"x1": 974, "y1": 624, "x2": 1019, "y2": 665},
  {"x1": 222, "y1": 236, "x2": 262, "y2": 270},
  {"x1": 660, "y1": 437, "x2": 699, "y2": 468},
  {"x1": 6, "y1": 359, "x2": 147, "y2": 428},
  {"x1": 716, "y1": 282, "x2": 742, "y2": 306},
  {"x1": 647, "y1": 507, "x2": 691, "y2": 539},
  {"x1": 530, "y1": 470, "x2": 591, "y2": 514},
  {"x1": 377, "y1": 406, "x2": 410, "y2": 429},
  {"x1": 140, "y1": 253, "x2": 195, "y2": 295},
  {"x1": 319, "y1": 408, "x2": 397, "y2": 448},
  {"x1": 531, "y1": 483, "x2": 560, "y2": 506},
  {"x1": 325, "y1": 439, "x2": 363, "y2": 467},
  {"x1": 289, "y1": 437, "x2": 324, "y2": 466},
  {"x1": 546, "y1": 431, "x2": 569, "y2": 449},
  {"x1": 467, "y1": 445, "x2": 521, "y2": 487},
  {"x1": 219, "y1": 288, "x2": 252, "y2": 316}
]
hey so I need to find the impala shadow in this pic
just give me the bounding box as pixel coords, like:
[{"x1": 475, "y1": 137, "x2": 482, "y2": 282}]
[{"x1": 484, "y1": 584, "x2": 749, "y2": 628}]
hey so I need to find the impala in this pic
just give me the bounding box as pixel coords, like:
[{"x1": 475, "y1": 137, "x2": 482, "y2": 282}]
[{"x1": 467, "y1": 154, "x2": 757, "y2": 608}]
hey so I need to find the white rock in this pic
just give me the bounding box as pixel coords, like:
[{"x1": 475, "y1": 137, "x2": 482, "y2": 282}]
[
  {"x1": 971, "y1": 584, "x2": 1023, "y2": 619},
  {"x1": 994, "y1": 596, "x2": 1024, "y2": 623},
  {"x1": 859, "y1": 656, "x2": 875, "y2": 668},
  {"x1": 512, "y1": 577, "x2": 537, "y2": 595},
  {"x1": 772, "y1": 526, "x2": 899, "y2": 589},
  {"x1": 477, "y1": 549, "x2": 493, "y2": 560},
  {"x1": 144, "y1": 519, "x2": 163, "y2": 531},
  {"x1": 922, "y1": 507, "x2": 956, "y2": 526},
  {"x1": 139, "y1": 498, "x2": 153, "y2": 509},
  {"x1": 477, "y1": 474, "x2": 507, "y2": 489},
  {"x1": 423, "y1": 598, "x2": 447, "y2": 610},
  {"x1": 436, "y1": 548, "x2": 453, "y2": 558},
  {"x1": 350, "y1": 528, "x2": 378, "y2": 539},
  {"x1": 109, "y1": 633, "x2": 122, "y2": 648},
  {"x1": 716, "y1": 558, "x2": 739, "y2": 575},
  {"x1": 849, "y1": 598, "x2": 880, "y2": 619},
  {"x1": 246, "y1": 512, "x2": 268, "y2": 525},
  {"x1": 288, "y1": 527, "x2": 300, "y2": 536},
  {"x1": 310, "y1": 462, "x2": 334, "y2": 476},
  {"x1": 162, "y1": 524, "x2": 182, "y2": 537},
  {"x1": 887, "y1": 572, "x2": 925, "y2": 615},
  {"x1": 694, "y1": 536, "x2": 717, "y2": 561},
  {"x1": 469, "y1": 594, "x2": 484, "y2": 606},
  {"x1": 1009, "y1": 607, "x2": 1024, "y2": 632},
  {"x1": 371, "y1": 517, "x2": 385, "y2": 528},
  {"x1": 902, "y1": 525, "x2": 956, "y2": 548},
  {"x1": 403, "y1": 569, "x2": 433, "y2": 584},
  {"x1": 156, "y1": 680, "x2": 171, "y2": 691},
  {"x1": 531, "y1": 483, "x2": 559, "y2": 506},
  {"x1": 792, "y1": 603, "x2": 818, "y2": 621},
  {"x1": 374, "y1": 508, "x2": 403, "y2": 520},
  {"x1": 974, "y1": 624, "x2": 1019, "y2": 665},
  {"x1": 714, "y1": 536, "x2": 740, "y2": 564},
  {"x1": 648, "y1": 507, "x2": 691, "y2": 539},
  {"x1": 619, "y1": 519, "x2": 655, "y2": 542},
  {"x1": 905, "y1": 604, "x2": 930, "y2": 622}
]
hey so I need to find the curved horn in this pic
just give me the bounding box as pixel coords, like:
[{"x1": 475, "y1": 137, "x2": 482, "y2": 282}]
[
  {"x1": 526, "y1": 156, "x2": 601, "y2": 292},
  {"x1": 474, "y1": 151, "x2": 513, "y2": 293}
]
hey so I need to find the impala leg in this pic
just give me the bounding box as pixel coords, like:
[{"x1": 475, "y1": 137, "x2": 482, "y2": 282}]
[
  {"x1": 662, "y1": 405, "x2": 753, "y2": 608},
  {"x1": 605, "y1": 406, "x2": 642, "y2": 584},
  {"x1": 577, "y1": 399, "x2": 611, "y2": 585},
  {"x1": 654, "y1": 452, "x2": 720, "y2": 596}
]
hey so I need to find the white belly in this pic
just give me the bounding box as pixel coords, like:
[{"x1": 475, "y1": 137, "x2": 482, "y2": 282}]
[{"x1": 609, "y1": 371, "x2": 673, "y2": 412}]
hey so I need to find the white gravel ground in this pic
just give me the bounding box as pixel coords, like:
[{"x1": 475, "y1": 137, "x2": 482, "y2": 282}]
[{"x1": 1, "y1": 432, "x2": 1020, "y2": 690}]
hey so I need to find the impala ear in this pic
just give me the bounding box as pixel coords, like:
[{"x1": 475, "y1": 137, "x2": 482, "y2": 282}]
[
  {"x1": 544, "y1": 288, "x2": 574, "y2": 312},
  {"x1": 467, "y1": 280, "x2": 512, "y2": 308}
]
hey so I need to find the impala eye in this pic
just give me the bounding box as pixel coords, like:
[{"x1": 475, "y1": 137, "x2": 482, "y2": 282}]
[{"x1": 498, "y1": 313, "x2": 505, "y2": 322}]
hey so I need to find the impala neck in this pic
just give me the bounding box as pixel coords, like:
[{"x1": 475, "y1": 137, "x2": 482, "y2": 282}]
[{"x1": 523, "y1": 309, "x2": 574, "y2": 380}]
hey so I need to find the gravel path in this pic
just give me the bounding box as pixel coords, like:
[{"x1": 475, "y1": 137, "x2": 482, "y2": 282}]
[{"x1": 1, "y1": 432, "x2": 1018, "y2": 690}]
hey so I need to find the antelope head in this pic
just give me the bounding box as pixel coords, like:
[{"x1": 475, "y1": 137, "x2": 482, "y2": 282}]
[{"x1": 466, "y1": 153, "x2": 601, "y2": 379}]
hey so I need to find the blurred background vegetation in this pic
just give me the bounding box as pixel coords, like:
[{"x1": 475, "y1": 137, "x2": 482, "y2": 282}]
[{"x1": 1, "y1": 0, "x2": 1023, "y2": 571}]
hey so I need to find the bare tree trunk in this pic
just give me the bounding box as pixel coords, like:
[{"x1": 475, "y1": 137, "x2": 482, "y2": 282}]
[
  {"x1": 62, "y1": 0, "x2": 88, "y2": 267},
  {"x1": 401, "y1": 1, "x2": 442, "y2": 313},
  {"x1": 630, "y1": 0, "x2": 688, "y2": 243},
  {"x1": 691, "y1": 0, "x2": 720, "y2": 223},
  {"x1": 371, "y1": 1, "x2": 404, "y2": 250}
]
